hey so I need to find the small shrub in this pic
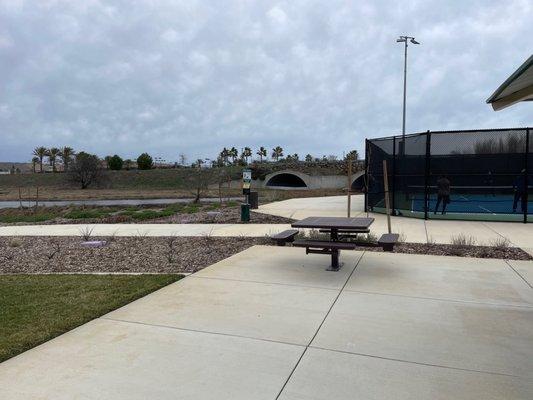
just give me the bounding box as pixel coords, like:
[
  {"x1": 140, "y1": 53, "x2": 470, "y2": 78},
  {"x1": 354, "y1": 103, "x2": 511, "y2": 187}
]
[
  {"x1": 489, "y1": 237, "x2": 510, "y2": 249},
  {"x1": 64, "y1": 209, "x2": 109, "y2": 220},
  {"x1": 128, "y1": 210, "x2": 174, "y2": 221},
  {"x1": 0, "y1": 213, "x2": 55, "y2": 223},
  {"x1": 79, "y1": 226, "x2": 94, "y2": 241},
  {"x1": 357, "y1": 232, "x2": 378, "y2": 243},
  {"x1": 182, "y1": 204, "x2": 200, "y2": 214},
  {"x1": 451, "y1": 234, "x2": 476, "y2": 246}
]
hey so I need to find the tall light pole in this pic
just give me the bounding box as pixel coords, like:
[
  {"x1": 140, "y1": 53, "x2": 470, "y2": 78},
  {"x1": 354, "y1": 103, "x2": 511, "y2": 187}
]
[{"x1": 396, "y1": 36, "x2": 420, "y2": 142}]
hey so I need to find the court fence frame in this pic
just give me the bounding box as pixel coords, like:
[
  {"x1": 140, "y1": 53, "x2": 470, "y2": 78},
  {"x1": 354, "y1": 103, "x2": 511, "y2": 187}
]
[{"x1": 364, "y1": 127, "x2": 532, "y2": 223}]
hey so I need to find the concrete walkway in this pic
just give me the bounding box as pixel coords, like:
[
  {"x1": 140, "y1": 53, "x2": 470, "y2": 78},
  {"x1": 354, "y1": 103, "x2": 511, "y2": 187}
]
[
  {"x1": 1, "y1": 195, "x2": 533, "y2": 254},
  {"x1": 1, "y1": 246, "x2": 532, "y2": 399}
]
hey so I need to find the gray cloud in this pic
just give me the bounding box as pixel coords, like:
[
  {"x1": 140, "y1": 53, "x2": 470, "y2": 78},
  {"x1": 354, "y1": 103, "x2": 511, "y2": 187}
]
[{"x1": 0, "y1": 0, "x2": 531, "y2": 162}]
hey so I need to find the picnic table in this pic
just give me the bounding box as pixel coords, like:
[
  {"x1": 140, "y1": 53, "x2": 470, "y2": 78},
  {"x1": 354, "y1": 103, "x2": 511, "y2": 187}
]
[{"x1": 291, "y1": 217, "x2": 375, "y2": 271}]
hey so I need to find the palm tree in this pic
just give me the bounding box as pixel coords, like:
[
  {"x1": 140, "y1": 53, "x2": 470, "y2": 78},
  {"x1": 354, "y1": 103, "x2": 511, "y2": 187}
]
[
  {"x1": 219, "y1": 148, "x2": 229, "y2": 165},
  {"x1": 229, "y1": 147, "x2": 238, "y2": 163},
  {"x1": 31, "y1": 157, "x2": 39, "y2": 173},
  {"x1": 271, "y1": 146, "x2": 283, "y2": 161},
  {"x1": 47, "y1": 147, "x2": 60, "y2": 172},
  {"x1": 256, "y1": 147, "x2": 267, "y2": 162},
  {"x1": 32, "y1": 146, "x2": 47, "y2": 173},
  {"x1": 242, "y1": 147, "x2": 252, "y2": 164},
  {"x1": 59, "y1": 146, "x2": 75, "y2": 171}
]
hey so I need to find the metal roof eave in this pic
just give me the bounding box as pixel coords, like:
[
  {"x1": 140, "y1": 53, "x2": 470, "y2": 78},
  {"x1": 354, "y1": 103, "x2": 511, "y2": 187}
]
[{"x1": 486, "y1": 54, "x2": 533, "y2": 111}]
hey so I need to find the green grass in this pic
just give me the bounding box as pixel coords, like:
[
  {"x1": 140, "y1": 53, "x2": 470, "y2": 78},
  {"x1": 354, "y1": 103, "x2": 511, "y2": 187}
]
[{"x1": 0, "y1": 274, "x2": 182, "y2": 363}]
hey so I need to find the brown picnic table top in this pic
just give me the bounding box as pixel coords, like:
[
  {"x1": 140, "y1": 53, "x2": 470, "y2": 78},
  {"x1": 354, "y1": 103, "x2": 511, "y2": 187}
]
[{"x1": 291, "y1": 216, "x2": 374, "y2": 230}]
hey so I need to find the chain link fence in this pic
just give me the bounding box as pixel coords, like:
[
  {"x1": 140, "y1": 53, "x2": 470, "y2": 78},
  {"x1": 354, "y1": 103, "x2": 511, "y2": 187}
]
[{"x1": 365, "y1": 128, "x2": 532, "y2": 222}]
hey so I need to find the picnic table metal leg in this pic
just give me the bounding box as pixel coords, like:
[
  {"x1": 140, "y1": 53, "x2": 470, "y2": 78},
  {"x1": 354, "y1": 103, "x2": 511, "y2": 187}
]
[{"x1": 327, "y1": 228, "x2": 341, "y2": 271}]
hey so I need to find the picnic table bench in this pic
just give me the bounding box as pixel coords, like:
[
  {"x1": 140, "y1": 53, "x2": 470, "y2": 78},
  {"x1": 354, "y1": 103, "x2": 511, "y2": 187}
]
[{"x1": 270, "y1": 229, "x2": 299, "y2": 246}]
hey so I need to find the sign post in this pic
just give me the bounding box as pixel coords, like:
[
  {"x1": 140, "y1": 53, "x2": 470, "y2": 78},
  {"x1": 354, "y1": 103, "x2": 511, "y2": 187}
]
[{"x1": 241, "y1": 169, "x2": 252, "y2": 222}]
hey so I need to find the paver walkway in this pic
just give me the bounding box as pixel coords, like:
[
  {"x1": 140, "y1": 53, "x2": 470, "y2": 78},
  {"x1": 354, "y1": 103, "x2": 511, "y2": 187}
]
[{"x1": 1, "y1": 246, "x2": 532, "y2": 399}]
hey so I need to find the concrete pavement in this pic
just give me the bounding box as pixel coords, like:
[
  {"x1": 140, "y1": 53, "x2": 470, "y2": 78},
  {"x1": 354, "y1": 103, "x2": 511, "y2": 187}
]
[
  {"x1": 1, "y1": 195, "x2": 533, "y2": 253},
  {"x1": 1, "y1": 246, "x2": 532, "y2": 399}
]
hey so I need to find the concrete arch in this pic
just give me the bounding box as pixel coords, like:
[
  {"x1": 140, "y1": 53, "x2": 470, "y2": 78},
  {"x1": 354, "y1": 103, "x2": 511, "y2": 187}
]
[
  {"x1": 264, "y1": 170, "x2": 310, "y2": 189},
  {"x1": 350, "y1": 171, "x2": 365, "y2": 191}
]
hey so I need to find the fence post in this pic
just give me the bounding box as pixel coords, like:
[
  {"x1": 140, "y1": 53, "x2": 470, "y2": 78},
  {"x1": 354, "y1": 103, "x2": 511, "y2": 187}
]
[
  {"x1": 392, "y1": 136, "x2": 396, "y2": 215},
  {"x1": 424, "y1": 130, "x2": 431, "y2": 220},
  {"x1": 525, "y1": 128, "x2": 530, "y2": 224},
  {"x1": 364, "y1": 139, "x2": 369, "y2": 213}
]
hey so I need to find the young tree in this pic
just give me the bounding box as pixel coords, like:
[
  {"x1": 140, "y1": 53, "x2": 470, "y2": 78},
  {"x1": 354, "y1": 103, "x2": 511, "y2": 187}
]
[
  {"x1": 271, "y1": 146, "x2": 283, "y2": 161},
  {"x1": 137, "y1": 153, "x2": 153, "y2": 170},
  {"x1": 59, "y1": 146, "x2": 75, "y2": 171},
  {"x1": 242, "y1": 147, "x2": 252, "y2": 164},
  {"x1": 32, "y1": 146, "x2": 47, "y2": 173},
  {"x1": 47, "y1": 147, "x2": 60, "y2": 172},
  {"x1": 179, "y1": 153, "x2": 187, "y2": 166},
  {"x1": 70, "y1": 152, "x2": 102, "y2": 189},
  {"x1": 344, "y1": 150, "x2": 359, "y2": 161},
  {"x1": 31, "y1": 157, "x2": 39, "y2": 173},
  {"x1": 108, "y1": 155, "x2": 124, "y2": 170},
  {"x1": 256, "y1": 146, "x2": 267, "y2": 162},
  {"x1": 305, "y1": 154, "x2": 313, "y2": 162}
]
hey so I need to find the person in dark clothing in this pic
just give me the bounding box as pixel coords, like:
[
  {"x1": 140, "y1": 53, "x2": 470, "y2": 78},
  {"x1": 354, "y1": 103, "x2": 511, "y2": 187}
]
[
  {"x1": 513, "y1": 169, "x2": 531, "y2": 213},
  {"x1": 434, "y1": 175, "x2": 451, "y2": 215}
]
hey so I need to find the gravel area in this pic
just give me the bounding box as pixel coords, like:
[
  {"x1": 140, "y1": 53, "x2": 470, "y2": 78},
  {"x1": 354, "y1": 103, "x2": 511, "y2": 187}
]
[{"x1": 0, "y1": 236, "x2": 270, "y2": 274}]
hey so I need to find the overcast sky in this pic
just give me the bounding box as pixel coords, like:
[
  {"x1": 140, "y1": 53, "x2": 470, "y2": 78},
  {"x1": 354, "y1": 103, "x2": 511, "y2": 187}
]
[{"x1": 0, "y1": 0, "x2": 531, "y2": 163}]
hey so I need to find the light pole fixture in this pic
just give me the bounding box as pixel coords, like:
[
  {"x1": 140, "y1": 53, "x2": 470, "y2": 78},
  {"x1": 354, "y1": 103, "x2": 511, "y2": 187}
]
[{"x1": 396, "y1": 36, "x2": 420, "y2": 141}]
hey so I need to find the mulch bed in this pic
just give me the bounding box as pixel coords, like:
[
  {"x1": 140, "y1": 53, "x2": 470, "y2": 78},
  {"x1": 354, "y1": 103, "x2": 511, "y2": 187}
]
[
  {"x1": 0, "y1": 236, "x2": 270, "y2": 274},
  {"x1": 361, "y1": 242, "x2": 532, "y2": 260},
  {"x1": 1, "y1": 236, "x2": 529, "y2": 275}
]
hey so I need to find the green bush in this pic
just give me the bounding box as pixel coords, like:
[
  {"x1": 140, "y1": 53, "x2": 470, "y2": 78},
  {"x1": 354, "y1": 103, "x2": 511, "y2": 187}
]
[
  {"x1": 120, "y1": 209, "x2": 174, "y2": 220},
  {"x1": 64, "y1": 209, "x2": 110, "y2": 219},
  {"x1": 0, "y1": 213, "x2": 56, "y2": 223},
  {"x1": 137, "y1": 153, "x2": 153, "y2": 170},
  {"x1": 108, "y1": 155, "x2": 124, "y2": 171}
]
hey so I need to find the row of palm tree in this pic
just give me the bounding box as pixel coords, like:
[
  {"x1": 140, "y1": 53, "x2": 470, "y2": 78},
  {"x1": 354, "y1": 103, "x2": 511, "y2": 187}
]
[
  {"x1": 32, "y1": 146, "x2": 75, "y2": 173},
  {"x1": 218, "y1": 146, "x2": 285, "y2": 165}
]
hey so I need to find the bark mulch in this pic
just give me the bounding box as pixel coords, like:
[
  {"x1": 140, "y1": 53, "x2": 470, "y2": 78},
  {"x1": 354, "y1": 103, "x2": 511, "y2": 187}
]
[
  {"x1": 0, "y1": 236, "x2": 270, "y2": 274},
  {"x1": 361, "y1": 242, "x2": 532, "y2": 260}
]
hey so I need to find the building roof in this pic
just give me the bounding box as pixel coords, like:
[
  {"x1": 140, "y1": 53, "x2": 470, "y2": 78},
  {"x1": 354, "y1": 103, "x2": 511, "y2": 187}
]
[{"x1": 486, "y1": 54, "x2": 533, "y2": 111}]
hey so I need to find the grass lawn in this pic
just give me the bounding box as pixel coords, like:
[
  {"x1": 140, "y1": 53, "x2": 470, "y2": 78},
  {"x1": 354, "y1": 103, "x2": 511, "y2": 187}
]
[{"x1": 0, "y1": 274, "x2": 183, "y2": 363}]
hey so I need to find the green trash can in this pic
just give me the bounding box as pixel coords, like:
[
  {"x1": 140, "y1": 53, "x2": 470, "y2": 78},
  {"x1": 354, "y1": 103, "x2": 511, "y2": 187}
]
[{"x1": 240, "y1": 203, "x2": 250, "y2": 222}]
